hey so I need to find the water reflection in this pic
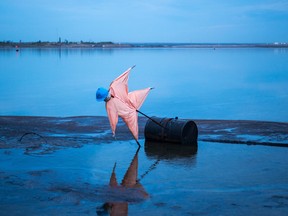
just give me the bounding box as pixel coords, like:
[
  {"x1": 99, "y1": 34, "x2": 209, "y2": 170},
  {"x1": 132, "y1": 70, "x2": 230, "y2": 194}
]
[
  {"x1": 19, "y1": 48, "x2": 115, "y2": 58},
  {"x1": 97, "y1": 147, "x2": 149, "y2": 216},
  {"x1": 145, "y1": 141, "x2": 198, "y2": 165},
  {"x1": 97, "y1": 142, "x2": 198, "y2": 215}
]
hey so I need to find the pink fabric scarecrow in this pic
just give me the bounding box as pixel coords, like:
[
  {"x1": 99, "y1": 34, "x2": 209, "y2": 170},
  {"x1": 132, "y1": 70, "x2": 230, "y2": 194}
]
[{"x1": 105, "y1": 66, "x2": 151, "y2": 141}]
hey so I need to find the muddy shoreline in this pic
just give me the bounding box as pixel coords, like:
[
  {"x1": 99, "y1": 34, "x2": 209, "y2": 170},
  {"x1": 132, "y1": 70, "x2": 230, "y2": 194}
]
[
  {"x1": 1, "y1": 116, "x2": 288, "y2": 215},
  {"x1": 1, "y1": 116, "x2": 287, "y2": 153}
]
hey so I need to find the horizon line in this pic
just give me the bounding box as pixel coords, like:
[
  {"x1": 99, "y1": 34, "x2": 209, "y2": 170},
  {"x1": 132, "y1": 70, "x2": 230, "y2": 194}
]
[{"x1": 1, "y1": 40, "x2": 288, "y2": 44}]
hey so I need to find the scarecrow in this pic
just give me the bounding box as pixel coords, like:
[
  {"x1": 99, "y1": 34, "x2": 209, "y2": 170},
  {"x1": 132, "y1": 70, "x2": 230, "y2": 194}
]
[{"x1": 96, "y1": 66, "x2": 152, "y2": 146}]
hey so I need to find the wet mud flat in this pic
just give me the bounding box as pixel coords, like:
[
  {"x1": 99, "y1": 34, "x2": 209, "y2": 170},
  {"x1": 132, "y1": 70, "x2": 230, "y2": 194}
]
[
  {"x1": 1, "y1": 116, "x2": 288, "y2": 215},
  {"x1": 0, "y1": 116, "x2": 287, "y2": 151}
]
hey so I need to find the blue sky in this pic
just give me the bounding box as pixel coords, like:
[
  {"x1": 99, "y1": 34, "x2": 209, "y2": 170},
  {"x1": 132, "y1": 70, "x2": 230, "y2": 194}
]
[{"x1": 0, "y1": 0, "x2": 287, "y2": 43}]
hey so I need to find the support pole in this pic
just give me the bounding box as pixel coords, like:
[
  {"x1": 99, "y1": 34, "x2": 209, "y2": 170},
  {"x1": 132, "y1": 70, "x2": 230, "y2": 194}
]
[
  {"x1": 136, "y1": 110, "x2": 167, "y2": 129},
  {"x1": 135, "y1": 138, "x2": 141, "y2": 147}
]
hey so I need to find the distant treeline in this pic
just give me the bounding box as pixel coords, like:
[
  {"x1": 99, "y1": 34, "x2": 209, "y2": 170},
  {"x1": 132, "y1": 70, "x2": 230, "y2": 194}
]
[
  {"x1": 1, "y1": 41, "x2": 288, "y2": 48},
  {"x1": 0, "y1": 41, "x2": 129, "y2": 48}
]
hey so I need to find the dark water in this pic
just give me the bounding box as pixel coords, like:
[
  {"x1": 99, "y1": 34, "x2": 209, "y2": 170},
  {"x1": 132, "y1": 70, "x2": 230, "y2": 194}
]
[
  {"x1": 1, "y1": 141, "x2": 288, "y2": 215},
  {"x1": 0, "y1": 48, "x2": 288, "y2": 122}
]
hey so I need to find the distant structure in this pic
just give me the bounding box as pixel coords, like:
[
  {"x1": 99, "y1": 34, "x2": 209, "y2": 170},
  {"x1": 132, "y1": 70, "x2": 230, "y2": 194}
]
[{"x1": 58, "y1": 37, "x2": 61, "y2": 43}]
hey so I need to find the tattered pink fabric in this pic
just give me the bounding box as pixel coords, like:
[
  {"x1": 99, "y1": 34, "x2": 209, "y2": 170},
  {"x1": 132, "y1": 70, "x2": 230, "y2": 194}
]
[{"x1": 106, "y1": 67, "x2": 151, "y2": 141}]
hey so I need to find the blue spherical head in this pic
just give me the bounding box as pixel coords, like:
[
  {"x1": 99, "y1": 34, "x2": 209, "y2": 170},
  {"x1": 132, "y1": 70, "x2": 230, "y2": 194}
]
[{"x1": 96, "y1": 87, "x2": 109, "y2": 102}]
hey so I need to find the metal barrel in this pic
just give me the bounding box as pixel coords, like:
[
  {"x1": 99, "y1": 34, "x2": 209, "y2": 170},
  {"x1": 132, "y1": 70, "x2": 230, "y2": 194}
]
[{"x1": 144, "y1": 117, "x2": 198, "y2": 145}]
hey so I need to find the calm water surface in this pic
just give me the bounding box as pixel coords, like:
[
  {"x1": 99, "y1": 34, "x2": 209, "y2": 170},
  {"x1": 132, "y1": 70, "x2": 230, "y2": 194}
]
[
  {"x1": 1, "y1": 141, "x2": 288, "y2": 215},
  {"x1": 1, "y1": 48, "x2": 288, "y2": 215},
  {"x1": 0, "y1": 48, "x2": 288, "y2": 122}
]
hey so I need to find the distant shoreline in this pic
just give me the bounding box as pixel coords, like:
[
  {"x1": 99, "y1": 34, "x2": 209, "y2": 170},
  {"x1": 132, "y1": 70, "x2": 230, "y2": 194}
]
[{"x1": 1, "y1": 41, "x2": 288, "y2": 49}]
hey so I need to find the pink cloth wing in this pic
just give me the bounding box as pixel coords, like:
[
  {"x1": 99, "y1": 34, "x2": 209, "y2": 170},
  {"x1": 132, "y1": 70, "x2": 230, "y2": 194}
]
[
  {"x1": 109, "y1": 67, "x2": 131, "y2": 106},
  {"x1": 105, "y1": 100, "x2": 119, "y2": 137},
  {"x1": 105, "y1": 67, "x2": 151, "y2": 141},
  {"x1": 128, "y1": 88, "x2": 151, "y2": 110}
]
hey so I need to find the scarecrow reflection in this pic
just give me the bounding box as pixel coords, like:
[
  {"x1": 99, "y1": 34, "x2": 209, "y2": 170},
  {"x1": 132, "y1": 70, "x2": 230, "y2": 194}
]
[{"x1": 97, "y1": 147, "x2": 149, "y2": 216}]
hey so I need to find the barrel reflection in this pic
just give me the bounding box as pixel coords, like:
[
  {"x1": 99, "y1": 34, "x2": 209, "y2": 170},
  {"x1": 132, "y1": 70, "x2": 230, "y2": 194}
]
[{"x1": 145, "y1": 141, "x2": 198, "y2": 161}]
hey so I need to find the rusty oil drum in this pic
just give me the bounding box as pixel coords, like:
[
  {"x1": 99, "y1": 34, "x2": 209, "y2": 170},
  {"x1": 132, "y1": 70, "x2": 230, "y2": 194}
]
[{"x1": 144, "y1": 117, "x2": 198, "y2": 145}]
